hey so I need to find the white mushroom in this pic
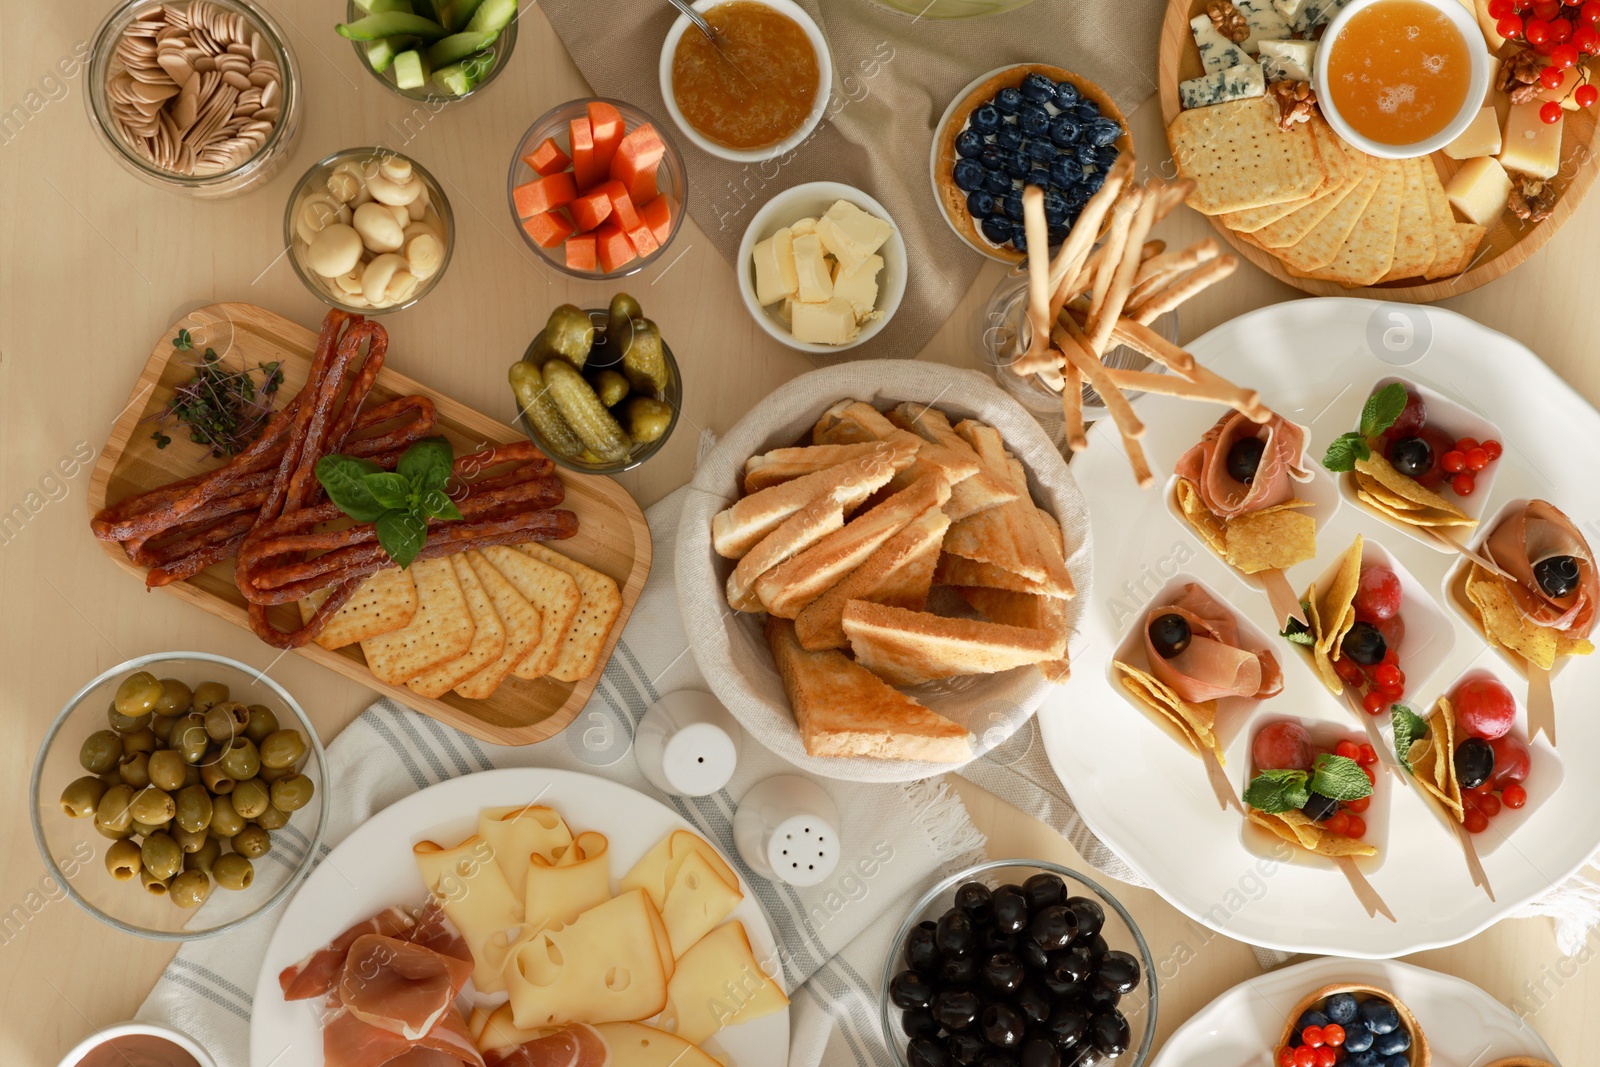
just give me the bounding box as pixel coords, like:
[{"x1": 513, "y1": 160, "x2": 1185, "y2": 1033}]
[
  {"x1": 332, "y1": 264, "x2": 365, "y2": 295},
  {"x1": 304, "y1": 223, "x2": 364, "y2": 278},
  {"x1": 388, "y1": 203, "x2": 411, "y2": 229},
  {"x1": 352, "y1": 201, "x2": 405, "y2": 254},
  {"x1": 402, "y1": 220, "x2": 441, "y2": 244},
  {"x1": 367, "y1": 170, "x2": 423, "y2": 206},
  {"x1": 406, "y1": 196, "x2": 428, "y2": 221},
  {"x1": 385, "y1": 269, "x2": 420, "y2": 304},
  {"x1": 326, "y1": 167, "x2": 363, "y2": 204},
  {"x1": 362, "y1": 253, "x2": 408, "y2": 304},
  {"x1": 405, "y1": 233, "x2": 444, "y2": 279},
  {"x1": 295, "y1": 193, "x2": 348, "y2": 245},
  {"x1": 379, "y1": 156, "x2": 413, "y2": 183}
]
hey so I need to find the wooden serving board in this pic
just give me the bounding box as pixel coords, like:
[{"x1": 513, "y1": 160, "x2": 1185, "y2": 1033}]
[
  {"x1": 1157, "y1": 0, "x2": 1600, "y2": 302},
  {"x1": 87, "y1": 303, "x2": 652, "y2": 747}
]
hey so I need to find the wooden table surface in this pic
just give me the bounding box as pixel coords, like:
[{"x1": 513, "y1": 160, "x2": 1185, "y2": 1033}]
[{"x1": 3, "y1": 3, "x2": 1595, "y2": 1064}]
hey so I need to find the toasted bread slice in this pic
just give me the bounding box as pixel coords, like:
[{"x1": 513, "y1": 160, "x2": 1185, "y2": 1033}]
[
  {"x1": 756, "y1": 474, "x2": 951, "y2": 619},
  {"x1": 954, "y1": 586, "x2": 1071, "y2": 684},
  {"x1": 934, "y1": 553, "x2": 1068, "y2": 597},
  {"x1": 727, "y1": 497, "x2": 845, "y2": 612},
  {"x1": 941, "y1": 425, "x2": 1072, "y2": 591},
  {"x1": 794, "y1": 507, "x2": 950, "y2": 650},
  {"x1": 812, "y1": 400, "x2": 898, "y2": 444},
  {"x1": 842, "y1": 601, "x2": 1065, "y2": 687},
  {"x1": 711, "y1": 441, "x2": 910, "y2": 559},
  {"x1": 813, "y1": 401, "x2": 987, "y2": 502},
  {"x1": 744, "y1": 442, "x2": 905, "y2": 494},
  {"x1": 765, "y1": 616, "x2": 971, "y2": 762},
  {"x1": 888, "y1": 405, "x2": 1017, "y2": 519}
]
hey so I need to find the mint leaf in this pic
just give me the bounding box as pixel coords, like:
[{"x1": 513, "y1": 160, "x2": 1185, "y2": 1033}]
[
  {"x1": 1310, "y1": 753, "x2": 1373, "y2": 802},
  {"x1": 1243, "y1": 769, "x2": 1310, "y2": 813},
  {"x1": 420, "y1": 488, "x2": 463, "y2": 521},
  {"x1": 316, "y1": 455, "x2": 388, "y2": 522},
  {"x1": 1281, "y1": 611, "x2": 1315, "y2": 646},
  {"x1": 376, "y1": 510, "x2": 427, "y2": 569},
  {"x1": 1360, "y1": 382, "x2": 1409, "y2": 438},
  {"x1": 398, "y1": 437, "x2": 455, "y2": 491},
  {"x1": 1391, "y1": 705, "x2": 1429, "y2": 774},
  {"x1": 364, "y1": 472, "x2": 412, "y2": 511},
  {"x1": 1321, "y1": 432, "x2": 1372, "y2": 473}
]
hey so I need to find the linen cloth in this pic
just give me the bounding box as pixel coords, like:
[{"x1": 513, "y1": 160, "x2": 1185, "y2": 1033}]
[{"x1": 539, "y1": 0, "x2": 1165, "y2": 365}]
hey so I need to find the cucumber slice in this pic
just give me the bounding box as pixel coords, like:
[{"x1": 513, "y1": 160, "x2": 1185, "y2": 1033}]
[
  {"x1": 365, "y1": 35, "x2": 417, "y2": 73},
  {"x1": 465, "y1": 0, "x2": 517, "y2": 34},
  {"x1": 425, "y1": 28, "x2": 497, "y2": 68},
  {"x1": 354, "y1": 0, "x2": 413, "y2": 13},
  {"x1": 335, "y1": 13, "x2": 447, "y2": 41},
  {"x1": 392, "y1": 49, "x2": 431, "y2": 90},
  {"x1": 435, "y1": 0, "x2": 486, "y2": 31},
  {"x1": 411, "y1": 0, "x2": 441, "y2": 19},
  {"x1": 433, "y1": 50, "x2": 494, "y2": 95}
]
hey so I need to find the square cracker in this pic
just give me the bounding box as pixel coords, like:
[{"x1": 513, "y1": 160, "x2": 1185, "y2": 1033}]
[
  {"x1": 455, "y1": 550, "x2": 544, "y2": 700},
  {"x1": 1378, "y1": 157, "x2": 1439, "y2": 283},
  {"x1": 517, "y1": 542, "x2": 623, "y2": 683},
  {"x1": 1249, "y1": 137, "x2": 1370, "y2": 249},
  {"x1": 299, "y1": 567, "x2": 417, "y2": 650},
  {"x1": 1171, "y1": 97, "x2": 1326, "y2": 215},
  {"x1": 407, "y1": 555, "x2": 507, "y2": 700},
  {"x1": 1221, "y1": 118, "x2": 1348, "y2": 232},
  {"x1": 481, "y1": 545, "x2": 580, "y2": 681},
  {"x1": 1274, "y1": 159, "x2": 1383, "y2": 274},
  {"x1": 1420, "y1": 159, "x2": 1465, "y2": 279},
  {"x1": 359, "y1": 556, "x2": 475, "y2": 685},
  {"x1": 1301, "y1": 157, "x2": 1406, "y2": 287}
]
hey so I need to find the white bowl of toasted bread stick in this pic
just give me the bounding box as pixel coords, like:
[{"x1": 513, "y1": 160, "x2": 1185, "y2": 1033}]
[{"x1": 677, "y1": 361, "x2": 1091, "y2": 783}]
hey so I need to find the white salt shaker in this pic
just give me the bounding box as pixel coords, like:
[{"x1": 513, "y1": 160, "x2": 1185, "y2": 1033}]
[
  {"x1": 733, "y1": 775, "x2": 841, "y2": 887},
  {"x1": 634, "y1": 690, "x2": 742, "y2": 797}
]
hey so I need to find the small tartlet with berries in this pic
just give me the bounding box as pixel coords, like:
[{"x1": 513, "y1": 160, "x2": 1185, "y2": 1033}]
[{"x1": 1276, "y1": 984, "x2": 1430, "y2": 1067}]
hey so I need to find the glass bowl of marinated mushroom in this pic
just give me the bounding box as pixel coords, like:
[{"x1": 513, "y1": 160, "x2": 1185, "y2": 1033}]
[
  {"x1": 29, "y1": 652, "x2": 328, "y2": 940},
  {"x1": 284, "y1": 146, "x2": 453, "y2": 314}
]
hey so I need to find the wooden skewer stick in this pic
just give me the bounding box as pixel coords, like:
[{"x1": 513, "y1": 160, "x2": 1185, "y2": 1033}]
[
  {"x1": 1060, "y1": 358, "x2": 1086, "y2": 453},
  {"x1": 1088, "y1": 190, "x2": 1158, "y2": 357},
  {"x1": 1335, "y1": 856, "x2": 1396, "y2": 922},
  {"x1": 1128, "y1": 255, "x2": 1239, "y2": 325},
  {"x1": 1054, "y1": 318, "x2": 1151, "y2": 486},
  {"x1": 1020, "y1": 186, "x2": 1054, "y2": 373}
]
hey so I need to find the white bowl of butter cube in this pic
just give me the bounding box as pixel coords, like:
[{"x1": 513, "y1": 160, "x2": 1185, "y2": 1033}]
[{"x1": 738, "y1": 181, "x2": 907, "y2": 353}]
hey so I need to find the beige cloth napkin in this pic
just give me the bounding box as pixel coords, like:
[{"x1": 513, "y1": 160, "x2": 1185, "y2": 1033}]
[{"x1": 540, "y1": 0, "x2": 1165, "y2": 364}]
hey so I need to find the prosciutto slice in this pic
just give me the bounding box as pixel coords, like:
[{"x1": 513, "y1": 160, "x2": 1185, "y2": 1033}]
[
  {"x1": 482, "y1": 1024, "x2": 611, "y2": 1067},
  {"x1": 280, "y1": 905, "x2": 417, "y2": 1001},
  {"x1": 323, "y1": 1003, "x2": 485, "y2": 1067},
  {"x1": 402, "y1": 900, "x2": 473, "y2": 965},
  {"x1": 1145, "y1": 584, "x2": 1283, "y2": 703},
  {"x1": 341, "y1": 934, "x2": 475, "y2": 1041},
  {"x1": 1484, "y1": 499, "x2": 1597, "y2": 636},
  {"x1": 1175, "y1": 411, "x2": 1311, "y2": 519}
]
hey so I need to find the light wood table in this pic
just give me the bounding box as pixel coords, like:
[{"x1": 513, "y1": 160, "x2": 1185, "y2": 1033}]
[{"x1": 2, "y1": 3, "x2": 1594, "y2": 1063}]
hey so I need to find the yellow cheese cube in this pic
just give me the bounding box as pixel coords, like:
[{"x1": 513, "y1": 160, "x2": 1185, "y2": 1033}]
[
  {"x1": 1446, "y1": 156, "x2": 1512, "y2": 226},
  {"x1": 791, "y1": 233, "x2": 833, "y2": 302},
  {"x1": 1484, "y1": 55, "x2": 1501, "y2": 104},
  {"x1": 1443, "y1": 107, "x2": 1501, "y2": 160},
  {"x1": 751, "y1": 227, "x2": 798, "y2": 306},
  {"x1": 815, "y1": 199, "x2": 892, "y2": 273},
  {"x1": 789, "y1": 216, "x2": 818, "y2": 236},
  {"x1": 830, "y1": 253, "x2": 882, "y2": 319},
  {"x1": 1500, "y1": 102, "x2": 1563, "y2": 179},
  {"x1": 790, "y1": 297, "x2": 861, "y2": 345},
  {"x1": 1538, "y1": 61, "x2": 1586, "y2": 110}
]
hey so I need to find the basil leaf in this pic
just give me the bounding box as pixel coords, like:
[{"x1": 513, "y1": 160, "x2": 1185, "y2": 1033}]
[
  {"x1": 398, "y1": 437, "x2": 455, "y2": 489},
  {"x1": 420, "y1": 488, "x2": 463, "y2": 521},
  {"x1": 1321, "y1": 432, "x2": 1371, "y2": 473},
  {"x1": 1310, "y1": 753, "x2": 1374, "y2": 802},
  {"x1": 316, "y1": 454, "x2": 389, "y2": 522},
  {"x1": 363, "y1": 472, "x2": 412, "y2": 511},
  {"x1": 1391, "y1": 705, "x2": 1429, "y2": 774},
  {"x1": 376, "y1": 509, "x2": 428, "y2": 569},
  {"x1": 1243, "y1": 769, "x2": 1310, "y2": 814}
]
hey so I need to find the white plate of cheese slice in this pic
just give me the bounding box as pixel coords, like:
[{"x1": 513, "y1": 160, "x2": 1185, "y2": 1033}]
[{"x1": 250, "y1": 768, "x2": 790, "y2": 1067}]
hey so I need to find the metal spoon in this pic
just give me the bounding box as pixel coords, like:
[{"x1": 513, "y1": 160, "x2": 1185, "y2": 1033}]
[{"x1": 666, "y1": 0, "x2": 719, "y2": 42}]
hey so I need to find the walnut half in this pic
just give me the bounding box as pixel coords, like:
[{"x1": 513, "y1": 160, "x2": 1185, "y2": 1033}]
[
  {"x1": 1509, "y1": 177, "x2": 1558, "y2": 223},
  {"x1": 1207, "y1": 0, "x2": 1251, "y2": 43},
  {"x1": 1267, "y1": 79, "x2": 1318, "y2": 131}
]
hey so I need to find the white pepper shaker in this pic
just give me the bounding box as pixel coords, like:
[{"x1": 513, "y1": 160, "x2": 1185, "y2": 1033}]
[
  {"x1": 733, "y1": 775, "x2": 841, "y2": 887},
  {"x1": 633, "y1": 690, "x2": 742, "y2": 797}
]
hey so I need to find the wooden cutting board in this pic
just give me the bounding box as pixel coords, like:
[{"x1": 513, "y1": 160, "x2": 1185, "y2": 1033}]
[{"x1": 87, "y1": 303, "x2": 652, "y2": 746}]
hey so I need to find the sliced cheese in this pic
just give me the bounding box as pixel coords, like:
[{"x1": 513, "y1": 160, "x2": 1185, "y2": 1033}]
[
  {"x1": 1446, "y1": 155, "x2": 1512, "y2": 226},
  {"x1": 525, "y1": 829, "x2": 612, "y2": 932},
  {"x1": 659, "y1": 849, "x2": 743, "y2": 959},
  {"x1": 414, "y1": 835, "x2": 522, "y2": 994},
  {"x1": 791, "y1": 297, "x2": 861, "y2": 346},
  {"x1": 1500, "y1": 101, "x2": 1562, "y2": 179},
  {"x1": 593, "y1": 1022, "x2": 720, "y2": 1067},
  {"x1": 1235, "y1": 0, "x2": 1293, "y2": 49},
  {"x1": 474, "y1": 1002, "x2": 548, "y2": 1054},
  {"x1": 791, "y1": 233, "x2": 833, "y2": 302},
  {"x1": 751, "y1": 226, "x2": 798, "y2": 306},
  {"x1": 477, "y1": 803, "x2": 573, "y2": 900},
  {"x1": 1442, "y1": 106, "x2": 1501, "y2": 160},
  {"x1": 621, "y1": 830, "x2": 739, "y2": 912},
  {"x1": 660, "y1": 921, "x2": 789, "y2": 1045}
]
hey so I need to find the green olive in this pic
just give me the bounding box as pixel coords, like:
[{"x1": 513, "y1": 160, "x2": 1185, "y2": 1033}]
[
  {"x1": 117, "y1": 752, "x2": 151, "y2": 790},
  {"x1": 174, "y1": 784, "x2": 214, "y2": 833},
  {"x1": 254, "y1": 805, "x2": 289, "y2": 831},
  {"x1": 205, "y1": 701, "x2": 250, "y2": 744},
  {"x1": 98, "y1": 769, "x2": 123, "y2": 788},
  {"x1": 146, "y1": 750, "x2": 187, "y2": 792},
  {"x1": 128, "y1": 786, "x2": 175, "y2": 826},
  {"x1": 200, "y1": 761, "x2": 235, "y2": 795},
  {"x1": 209, "y1": 794, "x2": 244, "y2": 838},
  {"x1": 169, "y1": 868, "x2": 212, "y2": 909},
  {"x1": 231, "y1": 778, "x2": 270, "y2": 819},
  {"x1": 141, "y1": 832, "x2": 183, "y2": 881},
  {"x1": 174, "y1": 715, "x2": 210, "y2": 764},
  {"x1": 191, "y1": 681, "x2": 229, "y2": 713},
  {"x1": 94, "y1": 784, "x2": 135, "y2": 834},
  {"x1": 149, "y1": 715, "x2": 179, "y2": 744},
  {"x1": 107, "y1": 700, "x2": 153, "y2": 734},
  {"x1": 219, "y1": 738, "x2": 261, "y2": 781},
  {"x1": 115, "y1": 671, "x2": 164, "y2": 718},
  {"x1": 244, "y1": 705, "x2": 279, "y2": 744},
  {"x1": 105, "y1": 838, "x2": 142, "y2": 881},
  {"x1": 131, "y1": 818, "x2": 171, "y2": 836},
  {"x1": 79, "y1": 730, "x2": 122, "y2": 774},
  {"x1": 152, "y1": 678, "x2": 192, "y2": 716},
  {"x1": 172, "y1": 825, "x2": 209, "y2": 854},
  {"x1": 269, "y1": 774, "x2": 315, "y2": 813},
  {"x1": 259, "y1": 729, "x2": 308, "y2": 770},
  {"x1": 183, "y1": 762, "x2": 202, "y2": 788},
  {"x1": 96, "y1": 823, "x2": 133, "y2": 840},
  {"x1": 140, "y1": 869, "x2": 170, "y2": 895},
  {"x1": 258, "y1": 763, "x2": 293, "y2": 784},
  {"x1": 212, "y1": 852, "x2": 254, "y2": 891},
  {"x1": 59, "y1": 776, "x2": 107, "y2": 818},
  {"x1": 232, "y1": 824, "x2": 271, "y2": 859},
  {"x1": 120, "y1": 727, "x2": 158, "y2": 757},
  {"x1": 184, "y1": 836, "x2": 220, "y2": 874}
]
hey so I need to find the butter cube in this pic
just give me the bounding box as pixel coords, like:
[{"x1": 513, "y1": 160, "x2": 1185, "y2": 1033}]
[
  {"x1": 1446, "y1": 156, "x2": 1512, "y2": 226},
  {"x1": 791, "y1": 233, "x2": 833, "y2": 302},
  {"x1": 751, "y1": 226, "x2": 799, "y2": 306},
  {"x1": 1484, "y1": 55, "x2": 1500, "y2": 105},
  {"x1": 815, "y1": 199, "x2": 892, "y2": 274},
  {"x1": 789, "y1": 216, "x2": 818, "y2": 236},
  {"x1": 1443, "y1": 107, "x2": 1501, "y2": 161},
  {"x1": 830, "y1": 253, "x2": 882, "y2": 319},
  {"x1": 790, "y1": 297, "x2": 861, "y2": 345},
  {"x1": 1500, "y1": 101, "x2": 1563, "y2": 179}
]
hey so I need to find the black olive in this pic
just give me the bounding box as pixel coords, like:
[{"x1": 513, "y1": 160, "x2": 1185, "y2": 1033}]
[
  {"x1": 1048, "y1": 948, "x2": 1093, "y2": 984},
  {"x1": 891, "y1": 969, "x2": 937, "y2": 1009},
  {"x1": 977, "y1": 1053, "x2": 1016, "y2": 1067},
  {"x1": 1095, "y1": 950, "x2": 1142, "y2": 995},
  {"x1": 941, "y1": 954, "x2": 979, "y2": 988},
  {"x1": 1300, "y1": 791, "x2": 1340, "y2": 822},
  {"x1": 1029, "y1": 904, "x2": 1076, "y2": 950},
  {"x1": 1148, "y1": 613, "x2": 1192, "y2": 660},
  {"x1": 981, "y1": 1003, "x2": 1026, "y2": 1049},
  {"x1": 1066, "y1": 898, "x2": 1105, "y2": 940},
  {"x1": 992, "y1": 885, "x2": 1029, "y2": 935},
  {"x1": 1090, "y1": 1009, "x2": 1131, "y2": 1056},
  {"x1": 1019, "y1": 1036, "x2": 1061, "y2": 1067},
  {"x1": 1386, "y1": 435, "x2": 1434, "y2": 479},
  {"x1": 1015, "y1": 937, "x2": 1050, "y2": 971},
  {"x1": 1455, "y1": 737, "x2": 1495, "y2": 790},
  {"x1": 1022, "y1": 872, "x2": 1067, "y2": 910},
  {"x1": 981, "y1": 952, "x2": 1026, "y2": 997},
  {"x1": 1534, "y1": 554, "x2": 1582, "y2": 598},
  {"x1": 1041, "y1": 967, "x2": 1086, "y2": 1000},
  {"x1": 932, "y1": 989, "x2": 982, "y2": 1031},
  {"x1": 957, "y1": 881, "x2": 995, "y2": 921},
  {"x1": 907, "y1": 921, "x2": 940, "y2": 972},
  {"x1": 909, "y1": 1036, "x2": 953, "y2": 1067},
  {"x1": 904, "y1": 1008, "x2": 940, "y2": 1040},
  {"x1": 1340, "y1": 621, "x2": 1387, "y2": 667},
  {"x1": 1015, "y1": 982, "x2": 1052, "y2": 1025},
  {"x1": 1043, "y1": 1004, "x2": 1091, "y2": 1049},
  {"x1": 979, "y1": 925, "x2": 1018, "y2": 955},
  {"x1": 948, "y1": 1031, "x2": 987, "y2": 1065},
  {"x1": 1084, "y1": 984, "x2": 1121, "y2": 1012},
  {"x1": 1227, "y1": 436, "x2": 1266, "y2": 484},
  {"x1": 1079, "y1": 933, "x2": 1109, "y2": 960},
  {"x1": 938, "y1": 909, "x2": 976, "y2": 958}
]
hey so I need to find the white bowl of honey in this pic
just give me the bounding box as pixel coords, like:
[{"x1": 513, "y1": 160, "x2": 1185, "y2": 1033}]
[
  {"x1": 1313, "y1": 0, "x2": 1491, "y2": 159},
  {"x1": 658, "y1": 0, "x2": 833, "y2": 163}
]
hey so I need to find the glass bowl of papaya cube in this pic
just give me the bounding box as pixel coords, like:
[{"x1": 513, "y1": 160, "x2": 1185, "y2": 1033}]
[
  {"x1": 342, "y1": 0, "x2": 518, "y2": 102},
  {"x1": 507, "y1": 98, "x2": 687, "y2": 279}
]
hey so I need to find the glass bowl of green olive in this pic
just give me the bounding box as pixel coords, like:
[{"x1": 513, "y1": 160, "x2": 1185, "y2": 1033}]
[{"x1": 29, "y1": 652, "x2": 328, "y2": 941}]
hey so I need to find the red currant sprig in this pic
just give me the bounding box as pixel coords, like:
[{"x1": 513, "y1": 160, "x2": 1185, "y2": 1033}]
[{"x1": 1489, "y1": 0, "x2": 1600, "y2": 121}]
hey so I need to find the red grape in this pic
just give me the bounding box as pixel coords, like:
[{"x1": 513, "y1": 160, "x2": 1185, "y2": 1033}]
[
  {"x1": 1375, "y1": 612, "x2": 1406, "y2": 654},
  {"x1": 1490, "y1": 735, "x2": 1531, "y2": 786},
  {"x1": 1354, "y1": 566, "x2": 1403, "y2": 621},
  {"x1": 1455, "y1": 677, "x2": 1517, "y2": 739},
  {"x1": 1253, "y1": 721, "x2": 1314, "y2": 771},
  {"x1": 1384, "y1": 388, "x2": 1427, "y2": 440}
]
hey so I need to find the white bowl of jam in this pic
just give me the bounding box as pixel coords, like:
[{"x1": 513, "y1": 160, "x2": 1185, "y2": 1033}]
[
  {"x1": 58, "y1": 1023, "x2": 215, "y2": 1067},
  {"x1": 1313, "y1": 0, "x2": 1491, "y2": 159}
]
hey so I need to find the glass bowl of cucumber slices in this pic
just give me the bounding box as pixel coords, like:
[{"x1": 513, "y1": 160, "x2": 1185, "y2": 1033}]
[{"x1": 340, "y1": 0, "x2": 518, "y2": 102}]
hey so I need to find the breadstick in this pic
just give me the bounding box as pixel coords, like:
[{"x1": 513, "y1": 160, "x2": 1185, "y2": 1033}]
[
  {"x1": 1133, "y1": 238, "x2": 1219, "y2": 290},
  {"x1": 1104, "y1": 368, "x2": 1263, "y2": 412},
  {"x1": 1140, "y1": 239, "x2": 1166, "y2": 262},
  {"x1": 1148, "y1": 177, "x2": 1196, "y2": 222},
  {"x1": 1036, "y1": 363, "x2": 1065, "y2": 392},
  {"x1": 1088, "y1": 189, "x2": 1158, "y2": 356},
  {"x1": 1055, "y1": 323, "x2": 1150, "y2": 484},
  {"x1": 1129, "y1": 255, "x2": 1239, "y2": 324},
  {"x1": 1047, "y1": 156, "x2": 1132, "y2": 299},
  {"x1": 1099, "y1": 314, "x2": 1270, "y2": 422},
  {"x1": 1086, "y1": 188, "x2": 1142, "y2": 327},
  {"x1": 1060, "y1": 358, "x2": 1086, "y2": 453},
  {"x1": 1020, "y1": 186, "x2": 1054, "y2": 374}
]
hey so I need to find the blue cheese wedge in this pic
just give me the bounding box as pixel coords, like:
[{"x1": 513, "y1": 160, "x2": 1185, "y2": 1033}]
[
  {"x1": 1273, "y1": 0, "x2": 1312, "y2": 27},
  {"x1": 1179, "y1": 62, "x2": 1267, "y2": 110},
  {"x1": 1235, "y1": 0, "x2": 1293, "y2": 51},
  {"x1": 1258, "y1": 39, "x2": 1316, "y2": 81},
  {"x1": 1191, "y1": 14, "x2": 1250, "y2": 73}
]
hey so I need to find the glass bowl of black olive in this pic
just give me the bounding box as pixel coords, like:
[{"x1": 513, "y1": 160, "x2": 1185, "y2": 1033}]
[{"x1": 881, "y1": 859, "x2": 1157, "y2": 1067}]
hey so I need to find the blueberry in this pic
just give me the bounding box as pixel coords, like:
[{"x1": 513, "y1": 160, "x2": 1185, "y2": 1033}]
[
  {"x1": 1074, "y1": 101, "x2": 1101, "y2": 122},
  {"x1": 1027, "y1": 168, "x2": 1053, "y2": 191},
  {"x1": 1046, "y1": 222, "x2": 1069, "y2": 244},
  {"x1": 1021, "y1": 72, "x2": 1057, "y2": 102},
  {"x1": 1002, "y1": 193, "x2": 1024, "y2": 221},
  {"x1": 1042, "y1": 191, "x2": 1068, "y2": 224},
  {"x1": 956, "y1": 129, "x2": 985, "y2": 159},
  {"x1": 1083, "y1": 169, "x2": 1107, "y2": 194},
  {"x1": 1342, "y1": 1021, "x2": 1375, "y2": 1053},
  {"x1": 954, "y1": 159, "x2": 986, "y2": 192},
  {"x1": 1089, "y1": 118, "x2": 1123, "y2": 147},
  {"x1": 1053, "y1": 80, "x2": 1081, "y2": 108},
  {"x1": 1049, "y1": 156, "x2": 1083, "y2": 188},
  {"x1": 1009, "y1": 231, "x2": 1027, "y2": 254},
  {"x1": 1374, "y1": 1028, "x2": 1411, "y2": 1055},
  {"x1": 1295, "y1": 1010, "x2": 1330, "y2": 1040},
  {"x1": 982, "y1": 215, "x2": 1014, "y2": 244},
  {"x1": 996, "y1": 122, "x2": 1023, "y2": 150},
  {"x1": 1026, "y1": 139, "x2": 1057, "y2": 165},
  {"x1": 1358, "y1": 999, "x2": 1400, "y2": 1035},
  {"x1": 1019, "y1": 104, "x2": 1051, "y2": 137},
  {"x1": 1344, "y1": 1053, "x2": 1383, "y2": 1067},
  {"x1": 971, "y1": 105, "x2": 1001, "y2": 132},
  {"x1": 1002, "y1": 151, "x2": 1030, "y2": 179},
  {"x1": 1384, "y1": 1057, "x2": 1411, "y2": 1067},
  {"x1": 980, "y1": 145, "x2": 1005, "y2": 171},
  {"x1": 967, "y1": 190, "x2": 996, "y2": 218},
  {"x1": 1077, "y1": 145, "x2": 1104, "y2": 169},
  {"x1": 985, "y1": 170, "x2": 1012, "y2": 196},
  {"x1": 1049, "y1": 116, "x2": 1081, "y2": 147},
  {"x1": 1324, "y1": 993, "x2": 1359, "y2": 1025},
  {"x1": 996, "y1": 87, "x2": 1024, "y2": 114}
]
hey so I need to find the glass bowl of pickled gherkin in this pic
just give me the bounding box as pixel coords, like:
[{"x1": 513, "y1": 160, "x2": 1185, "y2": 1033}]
[
  {"x1": 29, "y1": 652, "x2": 328, "y2": 940},
  {"x1": 509, "y1": 294, "x2": 683, "y2": 474}
]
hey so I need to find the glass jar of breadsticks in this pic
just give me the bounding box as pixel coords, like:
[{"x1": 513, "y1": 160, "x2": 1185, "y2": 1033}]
[
  {"x1": 283, "y1": 147, "x2": 454, "y2": 315},
  {"x1": 86, "y1": 0, "x2": 301, "y2": 198}
]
